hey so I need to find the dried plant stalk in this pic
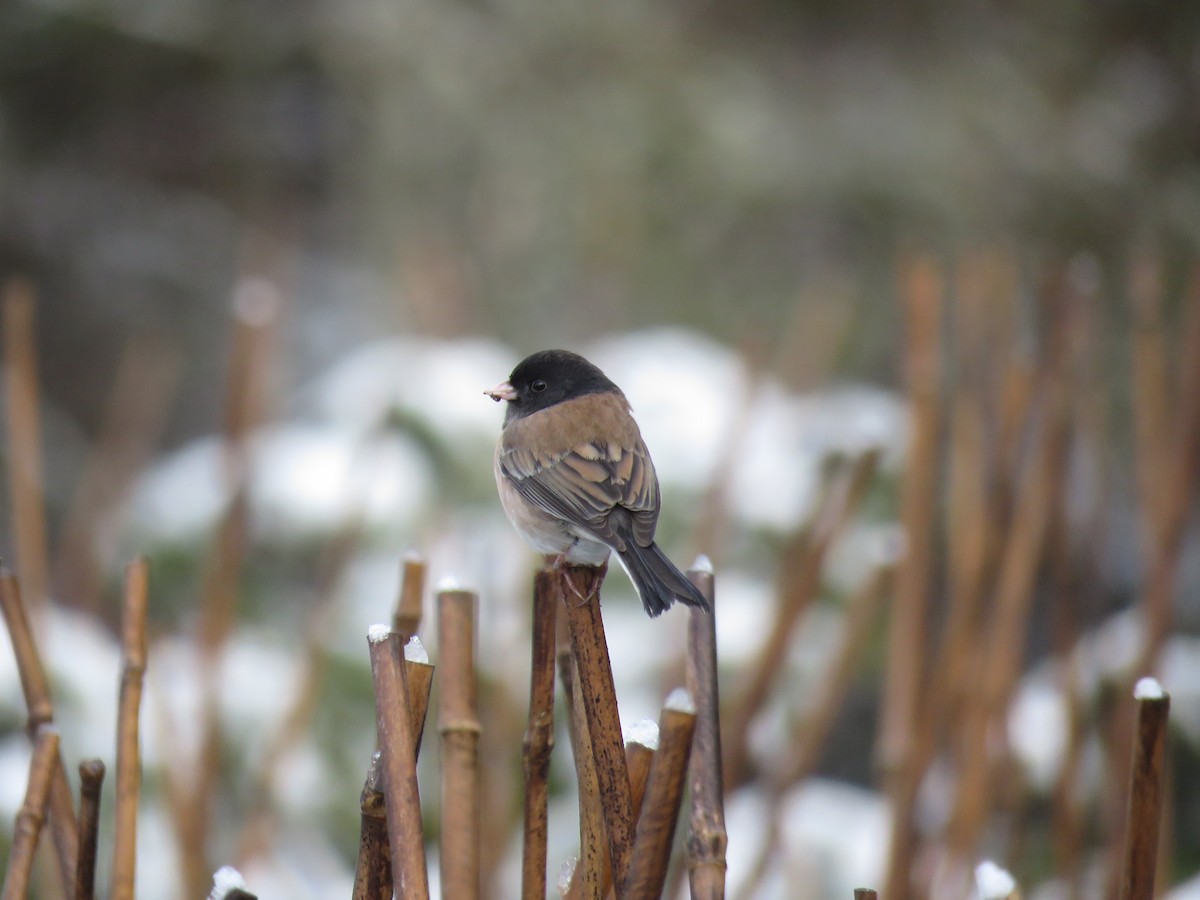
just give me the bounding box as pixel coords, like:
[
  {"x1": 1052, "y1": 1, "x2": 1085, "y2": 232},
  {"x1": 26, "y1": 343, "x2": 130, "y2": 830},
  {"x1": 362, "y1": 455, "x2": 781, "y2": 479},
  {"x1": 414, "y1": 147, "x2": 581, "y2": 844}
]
[
  {"x1": 626, "y1": 739, "x2": 655, "y2": 823},
  {"x1": 0, "y1": 569, "x2": 78, "y2": 889},
  {"x1": 600, "y1": 740, "x2": 659, "y2": 900},
  {"x1": 235, "y1": 523, "x2": 366, "y2": 864},
  {"x1": 2, "y1": 278, "x2": 50, "y2": 612},
  {"x1": 406, "y1": 655, "x2": 435, "y2": 759},
  {"x1": 732, "y1": 563, "x2": 894, "y2": 900},
  {"x1": 438, "y1": 588, "x2": 482, "y2": 899},
  {"x1": 562, "y1": 564, "x2": 635, "y2": 890},
  {"x1": 2, "y1": 725, "x2": 60, "y2": 900},
  {"x1": 353, "y1": 753, "x2": 392, "y2": 900},
  {"x1": 56, "y1": 332, "x2": 180, "y2": 613},
  {"x1": 948, "y1": 349, "x2": 1070, "y2": 871},
  {"x1": 622, "y1": 704, "x2": 697, "y2": 900},
  {"x1": 1132, "y1": 267, "x2": 1200, "y2": 680},
  {"x1": 348, "y1": 648, "x2": 431, "y2": 899},
  {"x1": 74, "y1": 759, "x2": 106, "y2": 900},
  {"x1": 1128, "y1": 255, "x2": 1171, "y2": 541},
  {"x1": 394, "y1": 554, "x2": 427, "y2": 637},
  {"x1": 368, "y1": 630, "x2": 429, "y2": 898},
  {"x1": 684, "y1": 567, "x2": 727, "y2": 900},
  {"x1": 1118, "y1": 685, "x2": 1171, "y2": 900},
  {"x1": 110, "y1": 558, "x2": 150, "y2": 900},
  {"x1": 726, "y1": 450, "x2": 879, "y2": 786},
  {"x1": 879, "y1": 254, "x2": 942, "y2": 784},
  {"x1": 564, "y1": 651, "x2": 606, "y2": 900},
  {"x1": 782, "y1": 562, "x2": 894, "y2": 786},
  {"x1": 181, "y1": 290, "x2": 277, "y2": 896},
  {"x1": 522, "y1": 570, "x2": 558, "y2": 900}
]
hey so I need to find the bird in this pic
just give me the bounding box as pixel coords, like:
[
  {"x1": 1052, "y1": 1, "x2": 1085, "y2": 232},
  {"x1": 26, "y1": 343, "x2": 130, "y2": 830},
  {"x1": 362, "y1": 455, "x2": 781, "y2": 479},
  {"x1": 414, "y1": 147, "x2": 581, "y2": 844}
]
[{"x1": 485, "y1": 349, "x2": 709, "y2": 618}]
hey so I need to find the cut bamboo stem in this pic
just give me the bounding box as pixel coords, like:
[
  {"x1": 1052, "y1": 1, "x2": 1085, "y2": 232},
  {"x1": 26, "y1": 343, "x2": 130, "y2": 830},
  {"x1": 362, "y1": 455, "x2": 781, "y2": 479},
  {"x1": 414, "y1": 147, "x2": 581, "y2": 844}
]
[
  {"x1": 597, "y1": 723, "x2": 661, "y2": 900},
  {"x1": 521, "y1": 569, "x2": 558, "y2": 900},
  {"x1": 684, "y1": 565, "x2": 727, "y2": 900},
  {"x1": 622, "y1": 696, "x2": 697, "y2": 900},
  {"x1": 74, "y1": 759, "x2": 105, "y2": 900},
  {"x1": 1118, "y1": 680, "x2": 1171, "y2": 900},
  {"x1": 562, "y1": 564, "x2": 635, "y2": 891},
  {"x1": 1, "y1": 725, "x2": 60, "y2": 900},
  {"x1": 367, "y1": 628, "x2": 429, "y2": 898},
  {"x1": 110, "y1": 557, "x2": 150, "y2": 900},
  {"x1": 3, "y1": 278, "x2": 50, "y2": 612},
  {"x1": 394, "y1": 554, "x2": 427, "y2": 637},
  {"x1": 0, "y1": 569, "x2": 78, "y2": 890},
  {"x1": 559, "y1": 607, "x2": 604, "y2": 900},
  {"x1": 438, "y1": 587, "x2": 481, "y2": 900},
  {"x1": 352, "y1": 752, "x2": 392, "y2": 900},
  {"x1": 405, "y1": 648, "x2": 436, "y2": 759}
]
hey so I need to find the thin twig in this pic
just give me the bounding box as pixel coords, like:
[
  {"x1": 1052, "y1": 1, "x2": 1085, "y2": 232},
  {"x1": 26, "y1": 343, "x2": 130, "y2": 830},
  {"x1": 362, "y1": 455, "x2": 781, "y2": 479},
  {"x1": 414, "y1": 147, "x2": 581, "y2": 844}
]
[
  {"x1": 111, "y1": 558, "x2": 149, "y2": 900},
  {"x1": 235, "y1": 522, "x2": 365, "y2": 864},
  {"x1": 1118, "y1": 681, "x2": 1171, "y2": 900},
  {"x1": 74, "y1": 759, "x2": 106, "y2": 900},
  {"x1": 1, "y1": 725, "x2": 61, "y2": 900},
  {"x1": 782, "y1": 563, "x2": 894, "y2": 786},
  {"x1": 3, "y1": 278, "x2": 50, "y2": 612},
  {"x1": 367, "y1": 628, "x2": 429, "y2": 898},
  {"x1": 55, "y1": 332, "x2": 180, "y2": 613},
  {"x1": 733, "y1": 562, "x2": 894, "y2": 900},
  {"x1": 179, "y1": 283, "x2": 278, "y2": 896},
  {"x1": 1131, "y1": 265, "x2": 1200, "y2": 679},
  {"x1": 0, "y1": 569, "x2": 78, "y2": 889},
  {"x1": 622, "y1": 698, "x2": 697, "y2": 900},
  {"x1": 352, "y1": 752, "x2": 392, "y2": 900},
  {"x1": 945, "y1": 281, "x2": 1072, "y2": 886},
  {"x1": 562, "y1": 564, "x2": 635, "y2": 891},
  {"x1": 684, "y1": 566, "x2": 727, "y2": 900},
  {"x1": 438, "y1": 587, "x2": 482, "y2": 899},
  {"x1": 726, "y1": 450, "x2": 879, "y2": 786},
  {"x1": 1128, "y1": 255, "x2": 1172, "y2": 544},
  {"x1": 522, "y1": 569, "x2": 558, "y2": 900}
]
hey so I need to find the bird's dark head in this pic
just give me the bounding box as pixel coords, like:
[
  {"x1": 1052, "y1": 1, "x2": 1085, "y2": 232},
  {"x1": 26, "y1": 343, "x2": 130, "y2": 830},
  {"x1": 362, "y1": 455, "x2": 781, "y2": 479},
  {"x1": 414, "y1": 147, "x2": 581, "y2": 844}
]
[{"x1": 485, "y1": 349, "x2": 619, "y2": 422}]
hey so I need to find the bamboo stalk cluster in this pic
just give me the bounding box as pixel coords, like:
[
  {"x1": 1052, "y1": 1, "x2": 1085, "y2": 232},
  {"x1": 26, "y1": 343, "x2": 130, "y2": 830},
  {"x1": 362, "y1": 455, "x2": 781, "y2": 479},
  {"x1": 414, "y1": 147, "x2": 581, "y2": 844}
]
[
  {"x1": 351, "y1": 557, "x2": 723, "y2": 900},
  {"x1": 0, "y1": 257, "x2": 1194, "y2": 898}
]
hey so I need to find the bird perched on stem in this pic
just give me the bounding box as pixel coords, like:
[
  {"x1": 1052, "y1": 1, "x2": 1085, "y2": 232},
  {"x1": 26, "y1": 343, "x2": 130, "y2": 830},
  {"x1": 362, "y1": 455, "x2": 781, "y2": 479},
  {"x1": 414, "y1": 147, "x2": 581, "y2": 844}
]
[{"x1": 486, "y1": 349, "x2": 709, "y2": 618}]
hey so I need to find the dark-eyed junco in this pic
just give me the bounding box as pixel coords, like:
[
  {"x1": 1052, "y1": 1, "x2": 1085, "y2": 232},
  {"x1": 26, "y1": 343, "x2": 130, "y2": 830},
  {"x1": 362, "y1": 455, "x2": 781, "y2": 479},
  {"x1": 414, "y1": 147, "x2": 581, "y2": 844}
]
[{"x1": 485, "y1": 349, "x2": 709, "y2": 618}]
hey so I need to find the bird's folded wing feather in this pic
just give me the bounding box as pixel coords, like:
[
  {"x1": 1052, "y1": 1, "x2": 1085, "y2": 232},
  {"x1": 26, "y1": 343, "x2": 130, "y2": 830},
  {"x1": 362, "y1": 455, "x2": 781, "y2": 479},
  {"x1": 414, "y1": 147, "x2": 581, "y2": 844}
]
[{"x1": 498, "y1": 439, "x2": 660, "y2": 547}]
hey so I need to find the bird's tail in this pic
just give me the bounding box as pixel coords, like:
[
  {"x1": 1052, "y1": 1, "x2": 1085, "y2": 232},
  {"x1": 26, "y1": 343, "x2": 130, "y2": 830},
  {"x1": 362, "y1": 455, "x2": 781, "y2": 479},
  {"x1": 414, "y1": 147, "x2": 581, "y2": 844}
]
[{"x1": 617, "y1": 541, "x2": 710, "y2": 618}]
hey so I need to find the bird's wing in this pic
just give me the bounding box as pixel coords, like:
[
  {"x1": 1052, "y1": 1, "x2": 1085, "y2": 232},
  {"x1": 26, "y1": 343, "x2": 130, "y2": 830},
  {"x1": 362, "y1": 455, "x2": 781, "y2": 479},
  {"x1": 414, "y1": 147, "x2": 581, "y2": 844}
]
[{"x1": 498, "y1": 438, "x2": 660, "y2": 549}]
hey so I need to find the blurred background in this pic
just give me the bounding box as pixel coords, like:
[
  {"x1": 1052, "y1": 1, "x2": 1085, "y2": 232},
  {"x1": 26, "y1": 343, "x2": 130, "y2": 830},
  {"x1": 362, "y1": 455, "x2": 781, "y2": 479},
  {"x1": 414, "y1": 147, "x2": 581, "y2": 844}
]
[{"x1": 1, "y1": 0, "x2": 1200, "y2": 897}]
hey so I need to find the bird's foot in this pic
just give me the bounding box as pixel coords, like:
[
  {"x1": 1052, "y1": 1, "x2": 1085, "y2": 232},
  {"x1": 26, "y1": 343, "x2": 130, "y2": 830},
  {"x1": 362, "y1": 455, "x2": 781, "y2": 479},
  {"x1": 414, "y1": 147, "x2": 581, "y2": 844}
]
[{"x1": 544, "y1": 555, "x2": 607, "y2": 607}]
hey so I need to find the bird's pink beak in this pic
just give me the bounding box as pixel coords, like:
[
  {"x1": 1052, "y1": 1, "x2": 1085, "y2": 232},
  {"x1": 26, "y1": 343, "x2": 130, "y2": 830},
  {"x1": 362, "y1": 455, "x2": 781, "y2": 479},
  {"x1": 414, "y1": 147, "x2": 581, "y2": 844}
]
[{"x1": 485, "y1": 380, "x2": 518, "y2": 403}]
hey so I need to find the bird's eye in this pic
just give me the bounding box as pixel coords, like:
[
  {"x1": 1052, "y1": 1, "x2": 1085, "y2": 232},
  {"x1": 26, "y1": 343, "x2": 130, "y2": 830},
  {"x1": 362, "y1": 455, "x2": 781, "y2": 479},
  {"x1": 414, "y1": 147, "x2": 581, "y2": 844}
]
[{"x1": 531, "y1": 379, "x2": 547, "y2": 393}]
